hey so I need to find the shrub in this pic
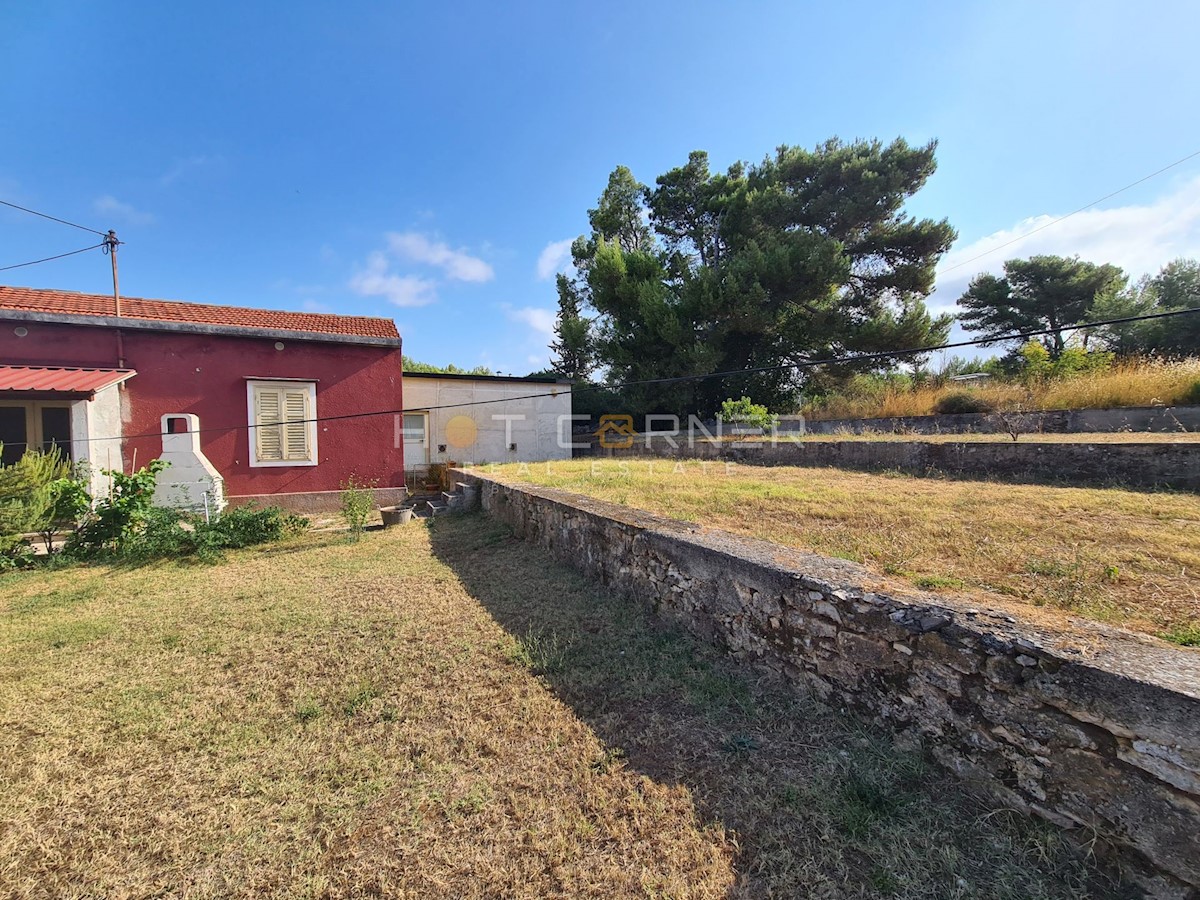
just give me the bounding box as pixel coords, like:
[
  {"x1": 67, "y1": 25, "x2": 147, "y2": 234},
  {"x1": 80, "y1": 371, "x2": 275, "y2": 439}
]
[
  {"x1": 41, "y1": 470, "x2": 93, "y2": 552},
  {"x1": 933, "y1": 392, "x2": 994, "y2": 415},
  {"x1": 1184, "y1": 380, "x2": 1200, "y2": 405},
  {"x1": 121, "y1": 504, "x2": 309, "y2": 563},
  {"x1": 207, "y1": 503, "x2": 307, "y2": 548},
  {"x1": 68, "y1": 461, "x2": 169, "y2": 557},
  {"x1": 718, "y1": 396, "x2": 779, "y2": 432},
  {"x1": 0, "y1": 447, "x2": 73, "y2": 566},
  {"x1": 340, "y1": 477, "x2": 376, "y2": 541}
]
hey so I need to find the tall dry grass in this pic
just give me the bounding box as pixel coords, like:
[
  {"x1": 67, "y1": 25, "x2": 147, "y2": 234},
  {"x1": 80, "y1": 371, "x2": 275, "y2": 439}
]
[{"x1": 802, "y1": 357, "x2": 1200, "y2": 421}]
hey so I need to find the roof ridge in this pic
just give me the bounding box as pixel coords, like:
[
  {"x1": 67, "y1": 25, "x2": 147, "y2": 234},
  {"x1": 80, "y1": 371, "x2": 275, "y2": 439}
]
[
  {"x1": 0, "y1": 284, "x2": 400, "y2": 342},
  {"x1": 0, "y1": 284, "x2": 394, "y2": 324}
]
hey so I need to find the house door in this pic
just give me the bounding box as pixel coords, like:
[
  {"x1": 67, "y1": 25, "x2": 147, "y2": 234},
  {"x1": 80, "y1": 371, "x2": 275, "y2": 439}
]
[
  {"x1": 402, "y1": 412, "x2": 430, "y2": 474},
  {"x1": 0, "y1": 402, "x2": 73, "y2": 466}
]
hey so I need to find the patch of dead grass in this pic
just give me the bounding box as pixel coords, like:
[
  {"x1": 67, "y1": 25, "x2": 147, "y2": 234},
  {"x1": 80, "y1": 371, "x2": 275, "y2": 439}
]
[{"x1": 487, "y1": 459, "x2": 1200, "y2": 640}]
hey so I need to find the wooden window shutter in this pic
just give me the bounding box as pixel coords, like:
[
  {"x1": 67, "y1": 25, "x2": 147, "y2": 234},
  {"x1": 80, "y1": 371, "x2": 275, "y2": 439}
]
[
  {"x1": 255, "y1": 388, "x2": 284, "y2": 462},
  {"x1": 282, "y1": 389, "x2": 311, "y2": 461}
]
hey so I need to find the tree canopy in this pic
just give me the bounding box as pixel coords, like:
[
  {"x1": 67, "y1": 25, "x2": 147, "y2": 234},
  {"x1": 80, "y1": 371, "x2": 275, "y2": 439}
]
[
  {"x1": 956, "y1": 255, "x2": 1126, "y2": 356},
  {"x1": 550, "y1": 139, "x2": 956, "y2": 416},
  {"x1": 402, "y1": 356, "x2": 493, "y2": 376},
  {"x1": 1091, "y1": 258, "x2": 1200, "y2": 356}
]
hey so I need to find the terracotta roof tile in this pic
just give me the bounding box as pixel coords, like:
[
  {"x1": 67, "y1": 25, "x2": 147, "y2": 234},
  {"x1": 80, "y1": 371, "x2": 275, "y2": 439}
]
[{"x1": 0, "y1": 285, "x2": 399, "y2": 341}]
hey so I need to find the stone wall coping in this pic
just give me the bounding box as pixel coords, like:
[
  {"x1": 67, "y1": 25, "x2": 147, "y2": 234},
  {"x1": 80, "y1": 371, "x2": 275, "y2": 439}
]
[{"x1": 461, "y1": 472, "x2": 1200, "y2": 704}]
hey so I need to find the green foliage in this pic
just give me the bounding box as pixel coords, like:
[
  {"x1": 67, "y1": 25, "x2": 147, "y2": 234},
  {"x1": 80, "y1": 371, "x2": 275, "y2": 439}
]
[
  {"x1": 68, "y1": 461, "x2": 169, "y2": 557},
  {"x1": 957, "y1": 255, "x2": 1126, "y2": 356},
  {"x1": 0, "y1": 447, "x2": 73, "y2": 565},
  {"x1": 1050, "y1": 346, "x2": 1114, "y2": 377},
  {"x1": 34, "y1": 463, "x2": 93, "y2": 553},
  {"x1": 1161, "y1": 622, "x2": 1200, "y2": 647},
  {"x1": 1017, "y1": 340, "x2": 1113, "y2": 381},
  {"x1": 717, "y1": 396, "x2": 778, "y2": 432},
  {"x1": 1184, "y1": 380, "x2": 1200, "y2": 405},
  {"x1": 555, "y1": 138, "x2": 957, "y2": 417},
  {"x1": 550, "y1": 272, "x2": 594, "y2": 380},
  {"x1": 340, "y1": 477, "x2": 376, "y2": 541},
  {"x1": 125, "y1": 503, "x2": 308, "y2": 563},
  {"x1": 933, "y1": 392, "x2": 994, "y2": 415},
  {"x1": 209, "y1": 503, "x2": 307, "y2": 548},
  {"x1": 1093, "y1": 257, "x2": 1200, "y2": 355},
  {"x1": 402, "y1": 355, "x2": 493, "y2": 376}
]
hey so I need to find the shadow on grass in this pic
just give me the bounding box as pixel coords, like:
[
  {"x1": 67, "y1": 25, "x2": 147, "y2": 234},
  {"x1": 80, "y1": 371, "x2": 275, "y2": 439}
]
[{"x1": 428, "y1": 513, "x2": 1133, "y2": 900}]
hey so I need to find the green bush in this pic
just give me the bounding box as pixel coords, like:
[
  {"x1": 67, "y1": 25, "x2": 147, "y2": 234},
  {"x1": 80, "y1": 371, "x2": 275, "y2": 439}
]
[
  {"x1": 68, "y1": 461, "x2": 169, "y2": 557},
  {"x1": 1184, "y1": 380, "x2": 1200, "y2": 405},
  {"x1": 933, "y1": 392, "x2": 995, "y2": 415},
  {"x1": 718, "y1": 396, "x2": 779, "y2": 432},
  {"x1": 340, "y1": 477, "x2": 376, "y2": 541},
  {"x1": 207, "y1": 503, "x2": 308, "y2": 549},
  {"x1": 122, "y1": 503, "x2": 309, "y2": 563}
]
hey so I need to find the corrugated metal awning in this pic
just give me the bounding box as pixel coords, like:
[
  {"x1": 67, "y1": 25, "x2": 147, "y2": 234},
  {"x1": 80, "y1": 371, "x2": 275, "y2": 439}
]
[{"x1": 0, "y1": 365, "x2": 135, "y2": 395}]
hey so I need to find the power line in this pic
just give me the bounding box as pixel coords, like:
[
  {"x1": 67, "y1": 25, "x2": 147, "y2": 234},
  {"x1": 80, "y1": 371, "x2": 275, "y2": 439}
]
[
  {"x1": 0, "y1": 199, "x2": 108, "y2": 238},
  {"x1": 0, "y1": 242, "x2": 107, "y2": 272},
  {"x1": 7, "y1": 304, "x2": 1198, "y2": 452},
  {"x1": 939, "y1": 148, "x2": 1200, "y2": 277}
]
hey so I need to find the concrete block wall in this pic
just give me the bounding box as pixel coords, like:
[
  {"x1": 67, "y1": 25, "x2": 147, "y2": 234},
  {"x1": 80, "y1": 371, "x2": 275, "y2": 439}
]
[{"x1": 454, "y1": 470, "x2": 1200, "y2": 897}]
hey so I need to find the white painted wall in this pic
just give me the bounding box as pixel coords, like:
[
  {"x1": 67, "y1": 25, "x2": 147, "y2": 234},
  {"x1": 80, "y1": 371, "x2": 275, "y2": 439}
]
[
  {"x1": 401, "y1": 376, "x2": 572, "y2": 470},
  {"x1": 70, "y1": 384, "x2": 123, "y2": 499},
  {"x1": 153, "y1": 413, "x2": 226, "y2": 514}
]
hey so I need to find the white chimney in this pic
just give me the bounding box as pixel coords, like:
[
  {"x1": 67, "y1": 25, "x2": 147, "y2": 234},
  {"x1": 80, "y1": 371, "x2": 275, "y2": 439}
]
[{"x1": 154, "y1": 414, "x2": 226, "y2": 514}]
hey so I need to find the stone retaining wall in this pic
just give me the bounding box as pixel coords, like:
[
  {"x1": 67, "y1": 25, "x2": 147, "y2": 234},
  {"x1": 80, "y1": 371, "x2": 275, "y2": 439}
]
[
  {"x1": 794, "y1": 404, "x2": 1200, "y2": 435},
  {"x1": 454, "y1": 470, "x2": 1200, "y2": 897},
  {"x1": 585, "y1": 437, "x2": 1200, "y2": 491}
]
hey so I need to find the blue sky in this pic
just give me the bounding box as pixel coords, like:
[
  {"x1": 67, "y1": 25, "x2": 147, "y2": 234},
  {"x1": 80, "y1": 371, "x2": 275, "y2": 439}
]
[{"x1": 3, "y1": 1, "x2": 1200, "y2": 374}]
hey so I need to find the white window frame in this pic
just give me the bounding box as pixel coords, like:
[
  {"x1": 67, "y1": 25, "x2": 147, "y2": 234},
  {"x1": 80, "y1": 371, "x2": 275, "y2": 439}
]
[{"x1": 246, "y1": 380, "x2": 319, "y2": 468}]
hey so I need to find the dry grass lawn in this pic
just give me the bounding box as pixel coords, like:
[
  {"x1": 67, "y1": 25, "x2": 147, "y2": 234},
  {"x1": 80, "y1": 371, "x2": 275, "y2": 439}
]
[
  {"x1": 0, "y1": 517, "x2": 1124, "y2": 898},
  {"x1": 488, "y1": 460, "x2": 1200, "y2": 643}
]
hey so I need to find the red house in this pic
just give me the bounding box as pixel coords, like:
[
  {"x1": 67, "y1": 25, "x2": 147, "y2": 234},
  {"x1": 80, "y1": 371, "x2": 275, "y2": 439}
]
[{"x1": 0, "y1": 285, "x2": 407, "y2": 511}]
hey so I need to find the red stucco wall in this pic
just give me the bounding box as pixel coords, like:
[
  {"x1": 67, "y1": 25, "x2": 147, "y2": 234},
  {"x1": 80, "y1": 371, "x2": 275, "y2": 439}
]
[{"x1": 0, "y1": 319, "x2": 405, "y2": 496}]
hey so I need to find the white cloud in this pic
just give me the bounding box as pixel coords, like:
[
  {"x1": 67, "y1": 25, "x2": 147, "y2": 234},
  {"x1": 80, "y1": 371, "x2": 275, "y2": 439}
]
[
  {"x1": 931, "y1": 175, "x2": 1200, "y2": 314},
  {"x1": 385, "y1": 231, "x2": 493, "y2": 282},
  {"x1": 93, "y1": 195, "x2": 156, "y2": 226},
  {"x1": 349, "y1": 252, "x2": 437, "y2": 307},
  {"x1": 535, "y1": 238, "x2": 574, "y2": 280},
  {"x1": 506, "y1": 305, "x2": 556, "y2": 338},
  {"x1": 158, "y1": 155, "x2": 220, "y2": 186}
]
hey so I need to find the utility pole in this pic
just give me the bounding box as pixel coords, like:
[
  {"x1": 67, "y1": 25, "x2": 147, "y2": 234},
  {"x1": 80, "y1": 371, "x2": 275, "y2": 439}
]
[
  {"x1": 105, "y1": 230, "x2": 121, "y2": 317},
  {"x1": 104, "y1": 229, "x2": 127, "y2": 372}
]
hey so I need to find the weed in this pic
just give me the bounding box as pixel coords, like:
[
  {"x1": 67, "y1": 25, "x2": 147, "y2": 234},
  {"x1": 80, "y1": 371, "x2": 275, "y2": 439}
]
[
  {"x1": 294, "y1": 700, "x2": 322, "y2": 723},
  {"x1": 509, "y1": 627, "x2": 571, "y2": 676},
  {"x1": 340, "y1": 477, "x2": 376, "y2": 541},
  {"x1": 1161, "y1": 622, "x2": 1200, "y2": 647},
  {"x1": 342, "y1": 678, "x2": 382, "y2": 717}
]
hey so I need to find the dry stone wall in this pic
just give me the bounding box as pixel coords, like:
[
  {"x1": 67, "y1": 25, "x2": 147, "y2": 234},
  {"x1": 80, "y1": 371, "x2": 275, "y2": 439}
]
[
  {"x1": 454, "y1": 471, "x2": 1200, "y2": 898},
  {"x1": 583, "y1": 437, "x2": 1200, "y2": 491}
]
